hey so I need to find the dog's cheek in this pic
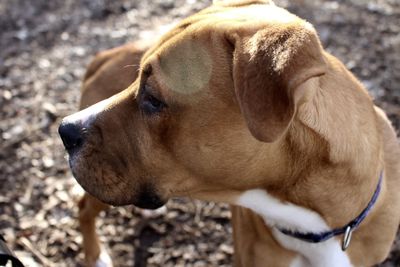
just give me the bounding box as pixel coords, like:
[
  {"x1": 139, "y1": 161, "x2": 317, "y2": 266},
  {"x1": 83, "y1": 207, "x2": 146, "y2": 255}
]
[{"x1": 141, "y1": 110, "x2": 183, "y2": 161}]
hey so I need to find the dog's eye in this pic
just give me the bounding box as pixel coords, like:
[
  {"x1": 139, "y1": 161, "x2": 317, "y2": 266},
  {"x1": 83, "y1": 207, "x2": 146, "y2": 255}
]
[{"x1": 140, "y1": 91, "x2": 166, "y2": 115}]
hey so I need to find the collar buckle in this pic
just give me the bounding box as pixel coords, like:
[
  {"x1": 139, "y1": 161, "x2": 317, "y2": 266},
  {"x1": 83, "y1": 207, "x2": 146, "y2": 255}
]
[{"x1": 341, "y1": 226, "x2": 353, "y2": 251}]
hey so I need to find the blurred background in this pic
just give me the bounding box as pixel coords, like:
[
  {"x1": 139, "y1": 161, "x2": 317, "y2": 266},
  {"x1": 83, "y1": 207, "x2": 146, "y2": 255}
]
[{"x1": 0, "y1": 0, "x2": 399, "y2": 266}]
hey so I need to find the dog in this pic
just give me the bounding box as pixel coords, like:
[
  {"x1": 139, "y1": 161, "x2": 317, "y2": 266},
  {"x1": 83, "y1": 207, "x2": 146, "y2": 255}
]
[{"x1": 59, "y1": 0, "x2": 400, "y2": 266}]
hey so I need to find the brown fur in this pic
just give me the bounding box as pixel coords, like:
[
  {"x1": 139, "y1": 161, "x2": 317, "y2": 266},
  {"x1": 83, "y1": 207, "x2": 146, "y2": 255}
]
[
  {"x1": 78, "y1": 42, "x2": 145, "y2": 266},
  {"x1": 72, "y1": 1, "x2": 400, "y2": 266}
]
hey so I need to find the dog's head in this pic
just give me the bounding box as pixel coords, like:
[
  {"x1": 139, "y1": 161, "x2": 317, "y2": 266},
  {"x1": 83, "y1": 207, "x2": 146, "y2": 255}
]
[{"x1": 59, "y1": 0, "x2": 326, "y2": 208}]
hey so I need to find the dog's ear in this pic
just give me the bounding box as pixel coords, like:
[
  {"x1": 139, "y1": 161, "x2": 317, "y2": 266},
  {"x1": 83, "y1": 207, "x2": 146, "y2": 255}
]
[{"x1": 229, "y1": 23, "x2": 326, "y2": 142}]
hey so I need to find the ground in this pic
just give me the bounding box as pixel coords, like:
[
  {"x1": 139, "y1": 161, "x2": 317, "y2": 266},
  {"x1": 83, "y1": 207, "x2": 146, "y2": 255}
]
[{"x1": 0, "y1": 0, "x2": 399, "y2": 266}]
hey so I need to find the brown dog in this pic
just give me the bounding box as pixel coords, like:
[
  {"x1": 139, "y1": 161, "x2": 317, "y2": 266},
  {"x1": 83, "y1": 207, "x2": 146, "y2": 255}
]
[{"x1": 59, "y1": 0, "x2": 400, "y2": 266}]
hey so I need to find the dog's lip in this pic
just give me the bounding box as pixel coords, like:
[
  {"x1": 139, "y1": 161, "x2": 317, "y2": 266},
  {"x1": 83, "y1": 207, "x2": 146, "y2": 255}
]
[
  {"x1": 71, "y1": 173, "x2": 135, "y2": 206},
  {"x1": 66, "y1": 141, "x2": 95, "y2": 170},
  {"x1": 68, "y1": 158, "x2": 167, "y2": 208},
  {"x1": 67, "y1": 153, "x2": 84, "y2": 178}
]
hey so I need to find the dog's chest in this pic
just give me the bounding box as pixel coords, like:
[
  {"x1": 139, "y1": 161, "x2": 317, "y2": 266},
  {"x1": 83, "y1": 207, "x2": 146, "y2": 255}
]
[{"x1": 236, "y1": 189, "x2": 353, "y2": 267}]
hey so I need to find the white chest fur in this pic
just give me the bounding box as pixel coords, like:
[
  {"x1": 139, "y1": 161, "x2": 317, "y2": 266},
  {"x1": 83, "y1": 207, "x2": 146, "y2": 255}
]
[{"x1": 236, "y1": 189, "x2": 353, "y2": 267}]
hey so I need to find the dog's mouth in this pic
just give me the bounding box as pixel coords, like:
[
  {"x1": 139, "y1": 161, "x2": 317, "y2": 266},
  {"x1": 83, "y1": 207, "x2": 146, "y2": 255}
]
[
  {"x1": 68, "y1": 159, "x2": 129, "y2": 206},
  {"x1": 69, "y1": 152, "x2": 168, "y2": 209}
]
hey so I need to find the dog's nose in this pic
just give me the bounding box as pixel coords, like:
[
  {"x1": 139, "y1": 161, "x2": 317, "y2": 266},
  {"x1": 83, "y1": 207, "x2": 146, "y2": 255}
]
[{"x1": 58, "y1": 122, "x2": 84, "y2": 152}]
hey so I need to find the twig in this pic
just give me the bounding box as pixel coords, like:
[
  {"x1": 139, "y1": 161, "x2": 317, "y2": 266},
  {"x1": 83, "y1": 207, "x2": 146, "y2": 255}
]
[{"x1": 18, "y1": 236, "x2": 54, "y2": 267}]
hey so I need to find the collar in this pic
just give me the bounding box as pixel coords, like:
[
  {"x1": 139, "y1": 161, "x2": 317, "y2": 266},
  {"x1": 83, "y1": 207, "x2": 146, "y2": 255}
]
[{"x1": 278, "y1": 171, "x2": 383, "y2": 251}]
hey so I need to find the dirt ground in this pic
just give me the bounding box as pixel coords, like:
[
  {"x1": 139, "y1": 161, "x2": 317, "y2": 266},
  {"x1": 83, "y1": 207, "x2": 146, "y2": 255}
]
[{"x1": 0, "y1": 0, "x2": 399, "y2": 266}]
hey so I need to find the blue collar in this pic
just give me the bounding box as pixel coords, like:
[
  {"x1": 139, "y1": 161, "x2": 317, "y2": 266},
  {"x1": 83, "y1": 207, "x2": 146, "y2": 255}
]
[{"x1": 278, "y1": 171, "x2": 383, "y2": 251}]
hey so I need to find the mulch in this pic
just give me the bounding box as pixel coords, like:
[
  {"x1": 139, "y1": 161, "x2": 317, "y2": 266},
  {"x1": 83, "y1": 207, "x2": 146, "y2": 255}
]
[{"x1": 0, "y1": 0, "x2": 399, "y2": 266}]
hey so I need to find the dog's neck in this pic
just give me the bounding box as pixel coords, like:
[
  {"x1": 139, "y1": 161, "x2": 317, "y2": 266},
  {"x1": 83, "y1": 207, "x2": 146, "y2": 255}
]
[
  {"x1": 233, "y1": 68, "x2": 384, "y2": 266},
  {"x1": 234, "y1": 166, "x2": 382, "y2": 267},
  {"x1": 235, "y1": 173, "x2": 383, "y2": 266},
  {"x1": 279, "y1": 69, "x2": 383, "y2": 227}
]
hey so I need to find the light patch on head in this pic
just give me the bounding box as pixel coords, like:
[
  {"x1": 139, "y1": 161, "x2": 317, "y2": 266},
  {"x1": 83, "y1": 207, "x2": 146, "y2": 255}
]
[{"x1": 159, "y1": 39, "x2": 212, "y2": 95}]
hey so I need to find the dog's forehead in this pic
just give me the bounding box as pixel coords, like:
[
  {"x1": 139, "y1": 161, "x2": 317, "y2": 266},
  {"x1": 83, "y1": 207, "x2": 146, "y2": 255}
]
[
  {"x1": 211, "y1": 2, "x2": 297, "y2": 24},
  {"x1": 141, "y1": 2, "x2": 300, "y2": 96}
]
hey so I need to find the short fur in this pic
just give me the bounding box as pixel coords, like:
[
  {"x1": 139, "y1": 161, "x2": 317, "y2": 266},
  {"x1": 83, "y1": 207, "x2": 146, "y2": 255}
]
[{"x1": 63, "y1": 1, "x2": 400, "y2": 266}]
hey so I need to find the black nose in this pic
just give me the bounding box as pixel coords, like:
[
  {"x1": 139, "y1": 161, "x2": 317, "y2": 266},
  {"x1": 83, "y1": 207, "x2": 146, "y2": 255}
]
[{"x1": 58, "y1": 122, "x2": 84, "y2": 152}]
